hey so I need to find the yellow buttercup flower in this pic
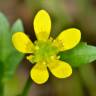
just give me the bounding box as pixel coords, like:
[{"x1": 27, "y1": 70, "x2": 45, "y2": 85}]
[{"x1": 12, "y1": 10, "x2": 81, "y2": 84}]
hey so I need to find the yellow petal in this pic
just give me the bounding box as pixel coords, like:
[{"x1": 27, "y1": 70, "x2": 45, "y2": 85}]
[
  {"x1": 30, "y1": 62, "x2": 49, "y2": 84},
  {"x1": 34, "y1": 10, "x2": 51, "y2": 41},
  {"x1": 12, "y1": 32, "x2": 35, "y2": 53},
  {"x1": 48, "y1": 60, "x2": 72, "y2": 78},
  {"x1": 54, "y1": 28, "x2": 81, "y2": 51}
]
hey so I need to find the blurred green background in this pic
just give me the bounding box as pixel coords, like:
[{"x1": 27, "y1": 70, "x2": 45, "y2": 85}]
[{"x1": 0, "y1": 0, "x2": 96, "y2": 96}]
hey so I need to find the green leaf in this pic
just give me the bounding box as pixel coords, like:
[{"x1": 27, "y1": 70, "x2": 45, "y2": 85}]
[
  {"x1": 11, "y1": 19, "x2": 24, "y2": 33},
  {"x1": 0, "y1": 12, "x2": 11, "y2": 62},
  {"x1": 3, "y1": 19, "x2": 24, "y2": 81},
  {"x1": 4, "y1": 52, "x2": 24, "y2": 81},
  {"x1": 59, "y1": 42, "x2": 96, "y2": 67},
  {"x1": 0, "y1": 13, "x2": 24, "y2": 96},
  {"x1": 0, "y1": 13, "x2": 24, "y2": 81}
]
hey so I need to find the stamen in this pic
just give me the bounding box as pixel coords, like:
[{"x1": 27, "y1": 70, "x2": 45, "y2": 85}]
[
  {"x1": 49, "y1": 37, "x2": 53, "y2": 42},
  {"x1": 26, "y1": 55, "x2": 33, "y2": 61},
  {"x1": 35, "y1": 46, "x2": 39, "y2": 50},
  {"x1": 51, "y1": 56, "x2": 55, "y2": 59},
  {"x1": 43, "y1": 61, "x2": 46, "y2": 65},
  {"x1": 57, "y1": 56, "x2": 60, "y2": 59},
  {"x1": 34, "y1": 40, "x2": 37, "y2": 44}
]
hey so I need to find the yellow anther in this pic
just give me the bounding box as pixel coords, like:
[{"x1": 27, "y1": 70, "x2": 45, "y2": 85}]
[
  {"x1": 26, "y1": 55, "x2": 33, "y2": 61},
  {"x1": 35, "y1": 46, "x2": 39, "y2": 50},
  {"x1": 34, "y1": 41, "x2": 37, "y2": 44},
  {"x1": 43, "y1": 62, "x2": 46, "y2": 65},
  {"x1": 57, "y1": 56, "x2": 60, "y2": 59},
  {"x1": 49, "y1": 37, "x2": 53, "y2": 42},
  {"x1": 51, "y1": 56, "x2": 55, "y2": 59}
]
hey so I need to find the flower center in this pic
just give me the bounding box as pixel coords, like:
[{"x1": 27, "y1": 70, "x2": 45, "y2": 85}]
[{"x1": 27, "y1": 38, "x2": 59, "y2": 64}]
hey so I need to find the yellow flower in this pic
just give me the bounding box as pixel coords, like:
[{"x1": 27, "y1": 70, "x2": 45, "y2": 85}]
[{"x1": 12, "y1": 10, "x2": 81, "y2": 84}]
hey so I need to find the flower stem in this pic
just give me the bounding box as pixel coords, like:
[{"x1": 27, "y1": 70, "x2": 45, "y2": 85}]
[
  {"x1": 0, "y1": 62, "x2": 4, "y2": 96},
  {"x1": 20, "y1": 77, "x2": 32, "y2": 96},
  {"x1": 0, "y1": 83, "x2": 4, "y2": 96},
  {"x1": 79, "y1": 64, "x2": 96, "y2": 96}
]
